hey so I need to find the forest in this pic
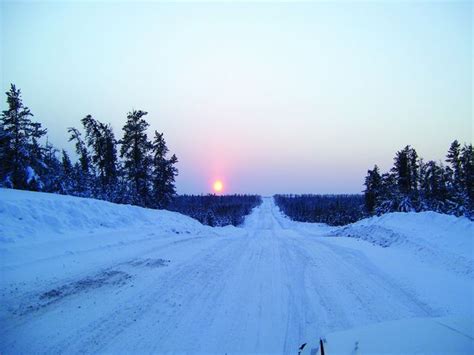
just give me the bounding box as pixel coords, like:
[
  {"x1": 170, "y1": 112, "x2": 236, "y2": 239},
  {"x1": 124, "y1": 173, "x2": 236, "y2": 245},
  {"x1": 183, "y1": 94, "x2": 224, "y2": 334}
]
[
  {"x1": 0, "y1": 84, "x2": 178, "y2": 209},
  {"x1": 274, "y1": 194, "x2": 365, "y2": 226},
  {"x1": 364, "y1": 143, "x2": 473, "y2": 219},
  {"x1": 275, "y1": 142, "x2": 473, "y2": 225},
  {"x1": 168, "y1": 195, "x2": 262, "y2": 227}
]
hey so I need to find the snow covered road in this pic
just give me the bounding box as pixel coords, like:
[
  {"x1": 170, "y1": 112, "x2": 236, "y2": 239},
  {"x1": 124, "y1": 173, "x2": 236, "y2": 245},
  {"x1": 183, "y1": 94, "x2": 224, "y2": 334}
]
[{"x1": 1, "y1": 193, "x2": 473, "y2": 353}]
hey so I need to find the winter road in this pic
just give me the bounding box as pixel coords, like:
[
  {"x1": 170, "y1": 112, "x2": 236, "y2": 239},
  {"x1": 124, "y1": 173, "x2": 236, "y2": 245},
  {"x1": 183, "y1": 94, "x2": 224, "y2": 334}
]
[{"x1": 0, "y1": 197, "x2": 462, "y2": 353}]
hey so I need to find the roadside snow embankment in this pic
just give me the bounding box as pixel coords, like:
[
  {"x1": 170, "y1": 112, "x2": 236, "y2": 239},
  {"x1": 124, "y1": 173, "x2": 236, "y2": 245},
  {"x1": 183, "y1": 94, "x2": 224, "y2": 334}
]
[
  {"x1": 333, "y1": 211, "x2": 474, "y2": 276},
  {"x1": 0, "y1": 188, "x2": 219, "y2": 276},
  {"x1": 0, "y1": 188, "x2": 206, "y2": 245}
]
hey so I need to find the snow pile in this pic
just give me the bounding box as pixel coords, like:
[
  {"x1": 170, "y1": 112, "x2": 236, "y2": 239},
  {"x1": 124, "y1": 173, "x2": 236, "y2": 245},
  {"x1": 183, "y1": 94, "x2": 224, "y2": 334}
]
[
  {"x1": 0, "y1": 188, "x2": 207, "y2": 244},
  {"x1": 334, "y1": 211, "x2": 474, "y2": 276}
]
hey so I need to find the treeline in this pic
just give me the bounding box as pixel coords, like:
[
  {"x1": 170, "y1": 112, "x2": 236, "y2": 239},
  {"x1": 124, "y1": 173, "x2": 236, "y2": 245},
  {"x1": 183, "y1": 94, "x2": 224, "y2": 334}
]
[
  {"x1": 364, "y1": 142, "x2": 473, "y2": 218},
  {"x1": 168, "y1": 195, "x2": 262, "y2": 226},
  {"x1": 275, "y1": 142, "x2": 473, "y2": 226},
  {"x1": 0, "y1": 84, "x2": 178, "y2": 208},
  {"x1": 274, "y1": 194, "x2": 365, "y2": 226}
]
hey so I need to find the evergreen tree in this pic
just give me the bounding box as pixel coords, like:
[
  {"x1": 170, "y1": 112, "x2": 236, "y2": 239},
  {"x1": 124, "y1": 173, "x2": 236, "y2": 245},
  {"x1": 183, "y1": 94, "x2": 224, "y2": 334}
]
[
  {"x1": 376, "y1": 172, "x2": 397, "y2": 214},
  {"x1": 120, "y1": 110, "x2": 152, "y2": 206},
  {"x1": 391, "y1": 145, "x2": 419, "y2": 211},
  {"x1": 0, "y1": 125, "x2": 7, "y2": 176},
  {"x1": 460, "y1": 143, "x2": 474, "y2": 213},
  {"x1": 0, "y1": 84, "x2": 46, "y2": 189},
  {"x1": 363, "y1": 165, "x2": 382, "y2": 214},
  {"x1": 29, "y1": 122, "x2": 48, "y2": 181},
  {"x1": 151, "y1": 131, "x2": 178, "y2": 208},
  {"x1": 419, "y1": 160, "x2": 449, "y2": 212},
  {"x1": 41, "y1": 140, "x2": 62, "y2": 192},
  {"x1": 61, "y1": 149, "x2": 73, "y2": 178},
  {"x1": 444, "y1": 141, "x2": 473, "y2": 216},
  {"x1": 101, "y1": 123, "x2": 118, "y2": 188},
  {"x1": 446, "y1": 140, "x2": 462, "y2": 186},
  {"x1": 68, "y1": 127, "x2": 91, "y2": 196},
  {"x1": 60, "y1": 149, "x2": 75, "y2": 194},
  {"x1": 81, "y1": 115, "x2": 118, "y2": 193}
]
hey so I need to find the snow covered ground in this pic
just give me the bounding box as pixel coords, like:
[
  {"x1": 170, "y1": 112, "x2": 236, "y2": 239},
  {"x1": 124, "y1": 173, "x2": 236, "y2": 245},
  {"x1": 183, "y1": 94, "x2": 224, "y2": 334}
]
[{"x1": 1, "y1": 189, "x2": 473, "y2": 354}]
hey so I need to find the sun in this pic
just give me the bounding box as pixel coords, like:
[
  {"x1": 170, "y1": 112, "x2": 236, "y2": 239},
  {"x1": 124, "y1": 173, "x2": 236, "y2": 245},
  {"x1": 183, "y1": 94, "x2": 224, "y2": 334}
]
[{"x1": 213, "y1": 180, "x2": 223, "y2": 193}]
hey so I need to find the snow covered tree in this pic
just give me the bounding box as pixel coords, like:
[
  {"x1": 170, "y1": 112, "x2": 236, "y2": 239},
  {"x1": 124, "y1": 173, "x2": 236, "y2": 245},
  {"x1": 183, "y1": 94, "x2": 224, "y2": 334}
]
[
  {"x1": 391, "y1": 145, "x2": 419, "y2": 211},
  {"x1": 60, "y1": 149, "x2": 75, "y2": 194},
  {"x1": 68, "y1": 127, "x2": 92, "y2": 196},
  {"x1": 375, "y1": 173, "x2": 398, "y2": 214},
  {"x1": 419, "y1": 160, "x2": 450, "y2": 212},
  {"x1": 81, "y1": 115, "x2": 118, "y2": 195},
  {"x1": 41, "y1": 140, "x2": 63, "y2": 192},
  {"x1": 460, "y1": 144, "x2": 473, "y2": 214},
  {"x1": 364, "y1": 165, "x2": 382, "y2": 214},
  {"x1": 365, "y1": 141, "x2": 473, "y2": 219},
  {"x1": 29, "y1": 122, "x2": 48, "y2": 181},
  {"x1": 0, "y1": 125, "x2": 7, "y2": 175},
  {"x1": 120, "y1": 110, "x2": 152, "y2": 206},
  {"x1": 446, "y1": 140, "x2": 462, "y2": 184},
  {"x1": 150, "y1": 131, "x2": 178, "y2": 208},
  {"x1": 441, "y1": 141, "x2": 473, "y2": 216},
  {"x1": 0, "y1": 84, "x2": 46, "y2": 189}
]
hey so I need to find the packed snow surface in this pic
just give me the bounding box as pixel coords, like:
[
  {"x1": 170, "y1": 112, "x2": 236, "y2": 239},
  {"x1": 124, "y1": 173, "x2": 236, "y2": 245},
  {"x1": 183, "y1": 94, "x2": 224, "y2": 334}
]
[{"x1": 1, "y1": 189, "x2": 473, "y2": 354}]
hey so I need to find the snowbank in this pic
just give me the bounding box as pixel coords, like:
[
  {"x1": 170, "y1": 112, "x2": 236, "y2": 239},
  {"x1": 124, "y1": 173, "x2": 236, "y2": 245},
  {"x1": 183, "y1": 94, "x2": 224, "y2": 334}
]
[
  {"x1": 0, "y1": 188, "x2": 222, "y2": 288},
  {"x1": 333, "y1": 211, "x2": 474, "y2": 276},
  {"x1": 0, "y1": 188, "x2": 207, "y2": 244}
]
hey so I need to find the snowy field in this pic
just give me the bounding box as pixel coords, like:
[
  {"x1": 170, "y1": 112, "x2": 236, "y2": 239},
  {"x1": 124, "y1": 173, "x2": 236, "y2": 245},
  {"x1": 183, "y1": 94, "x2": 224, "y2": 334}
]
[{"x1": 0, "y1": 189, "x2": 473, "y2": 354}]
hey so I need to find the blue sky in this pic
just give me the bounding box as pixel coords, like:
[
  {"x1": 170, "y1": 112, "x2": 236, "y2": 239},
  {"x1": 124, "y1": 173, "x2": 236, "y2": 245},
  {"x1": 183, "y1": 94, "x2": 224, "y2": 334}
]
[{"x1": 1, "y1": 1, "x2": 472, "y2": 194}]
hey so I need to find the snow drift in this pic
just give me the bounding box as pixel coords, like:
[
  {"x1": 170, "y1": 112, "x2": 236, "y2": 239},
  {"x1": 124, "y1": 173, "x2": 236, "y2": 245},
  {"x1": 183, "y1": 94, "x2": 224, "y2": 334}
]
[
  {"x1": 333, "y1": 211, "x2": 474, "y2": 276},
  {"x1": 0, "y1": 188, "x2": 208, "y2": 245}
]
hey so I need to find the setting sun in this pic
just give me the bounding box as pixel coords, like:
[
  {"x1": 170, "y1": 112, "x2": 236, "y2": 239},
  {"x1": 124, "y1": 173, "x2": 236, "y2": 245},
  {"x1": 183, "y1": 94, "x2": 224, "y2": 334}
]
[{"x1": 213, "y1": 180, "x2": 223, "y2": 193}]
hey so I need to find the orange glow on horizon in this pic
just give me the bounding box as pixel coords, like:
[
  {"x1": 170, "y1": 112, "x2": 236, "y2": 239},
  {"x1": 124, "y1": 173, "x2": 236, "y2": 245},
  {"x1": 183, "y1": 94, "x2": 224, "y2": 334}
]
[{"x1": 213, "y1": 180, "x2": 223, "y2": 193}]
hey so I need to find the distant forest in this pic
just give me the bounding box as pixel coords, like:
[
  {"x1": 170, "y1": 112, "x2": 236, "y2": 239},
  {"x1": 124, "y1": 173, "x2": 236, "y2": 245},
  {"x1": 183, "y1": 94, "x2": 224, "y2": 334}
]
[
  {"x1": 274, "y1": 194, "x2": 365, "y2": 226},
  {"x1": 169, "y1": 195, "x2": 262, "y2": 227}
]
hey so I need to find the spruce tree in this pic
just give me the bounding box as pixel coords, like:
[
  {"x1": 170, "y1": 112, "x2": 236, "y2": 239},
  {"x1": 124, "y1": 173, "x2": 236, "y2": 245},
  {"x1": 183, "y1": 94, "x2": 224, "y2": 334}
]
[
  {"x1": 41, "y1": 140, "x2": 62, "y2": 192},
  {"x1": 363, "y1": 165, "x2": 382, "y2": 214},
  {"x1": 446, "y1": 140, "x2": 462, "y2": 186},
  {"x1": 376, "y1": 172, "x2": 397, "y2": 214},
  {"x1": 420, "y1": 161, "x2": 449, "y2": 212},
  {"x1": 460, "y1": 143, "x2": 473, "y2": 213},
  {"x1": 81, "y1": 115, "x2": 118, "y2": 193},
  {"x1": 0, "y1": 84, "x2": 46, "y2": 189},
  {"x1": 120, "y1": 110, "x2": 152, "y2": 206},
  {"x1": 68, "y1": 127, "x2": 91, "y2": 196},
  {"x1": 61, "y1": 149, "x2": 75, "y2": 194},
  {"x1": 151, "y1": 131, "x2": 178, "y2": 208},
  {"x1": 391, "y1": 145, "x2": 419, "y2": 211}
]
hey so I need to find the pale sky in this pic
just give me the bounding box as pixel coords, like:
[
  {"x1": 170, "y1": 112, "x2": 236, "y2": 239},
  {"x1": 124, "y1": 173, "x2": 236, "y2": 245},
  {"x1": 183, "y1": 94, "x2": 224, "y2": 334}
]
[{"x1": 1, "y1": 1, "x2": 472, "y2": 195}]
